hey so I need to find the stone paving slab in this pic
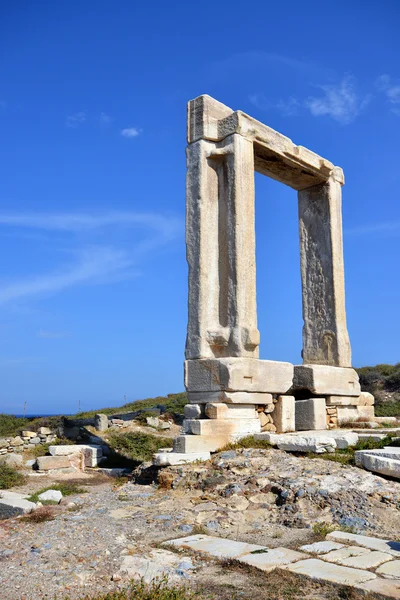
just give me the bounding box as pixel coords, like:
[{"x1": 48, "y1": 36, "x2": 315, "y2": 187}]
[
  {"x1": 320, "y1": 546, "x2": 370, "y2": 564},
  {"x1": 284, "y1": 558, "x2": 376, "y2": 585},
  {"x1": 238, "y1": 547, "x2": 308, "y2": 572},
  {"x1": 360, "y1": 578, "x2": 400, "y2": 598},
  {"x1": 300, "y1": 541, "x2": 345, "y2": 555},
  {"x1": 376, "y1": 560, "x2": 400, "y2": 579},
  {"x1": 339, "y1": 551, "x2": 393, "y2": 570},
  {"x1": 327, "y1": 531, "x2": 400, "y2": 557},
  {"x1": 165, "y1": 535, "x2": 267, "y2": 559}
]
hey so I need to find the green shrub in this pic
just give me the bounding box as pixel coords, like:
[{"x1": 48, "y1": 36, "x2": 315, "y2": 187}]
[
  {"x1": 108, "y1": 432, "x2": 173, "y2": 462},
  {"x1": 75, "y1": 577, "x2": 201, "y2": 600},
  {"x1": 375, "y1": 401, "x2": 400, "y2": 417},
  {"x1": 0, "y1": 463, "x2": 27, "y2": 489},
  {"x1": 0, "y1": 414, "x2": 31, "y2": 436},
  {"x1": 75, "y1": 392, "x2": 187, "y2": 420},
  {"x1": 218, "y1": 435, "x2": 272, "y2": 451}
]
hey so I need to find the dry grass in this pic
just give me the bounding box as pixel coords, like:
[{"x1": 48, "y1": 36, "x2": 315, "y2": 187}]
[{"x1": 20, "y1": 506, "x2": 56, "y2": 523}]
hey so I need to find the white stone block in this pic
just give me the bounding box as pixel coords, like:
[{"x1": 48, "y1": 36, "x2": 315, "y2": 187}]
[
  {"x1": 205, "y1": 403, "x2": 256, "y2": 419},
  {"x1": 336, "y1": 405, "x2": 375, "y2": 424},
  {"x1": 153, "y1": 451, "x2": 210, "y2": 466},
  {"x1": 189, "y1": 391, "x2": 272, "y2": 405},
  {"x1": 183, "y1": 418, "x2": 260, "y2": 437},
  {"x1": 274, "y1": 396, "x2": 295, "y2": 433},
  {"x1": 360, "y1": 578, "x2": 400, "y2": 598},
  {"x1": 38, "y1": 490, "x2": 63, "y2": 503},
  {"x1": 359, "y1": 391, "x2": 375, "y2": 406},
  {"x1": 284, "y1": 558, "x2": 376, "y2": 585},
  {"x1": 239, "y1": 547, "x2": 309, "y2": 571},
  {"x1": 0, "y1": 491, "x2": 37, "y2": 518},
  {"x1": 254, "y1": 432, "x2": 337, "y2": 453},
  {"x1": 326, "y1": 396, "x2": 360, "y2": 406},
  {"x1": 300, "y1": 541, "x2": 345, "y2": 555},
  {"x1": 185, "y1": 358, "x2": 293, "y2": 394},
  {"x1": 376, "y1": 560, "x2": 400, "y2": 579},
  {"x1": 184, "y1": 404, "x2": 203, "y2": 419},
  {"x1": 354, "y1": 450, "x2": 400, "y2": 479},
  {"x1": 295, "y1": 398, "x2": 327, "y2": 431},
  {"x1": 165, "y1": 534, "x2": 267, "y2": 559},
  {"x1": 326, "y1": 531, "x2": 400, "y2": 557},
  {"x1": 293, "y1": 365, "x2": 360, "y2": 396}
]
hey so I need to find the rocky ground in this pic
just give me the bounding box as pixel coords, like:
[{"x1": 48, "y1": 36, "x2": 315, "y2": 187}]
[{"x1": 1, "y1": 448, "x2": 400, "y2": 599}]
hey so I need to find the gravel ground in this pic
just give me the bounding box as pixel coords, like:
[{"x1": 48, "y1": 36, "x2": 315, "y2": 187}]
[{"x1": 1, "y1": 448, "x2": 399, "y2": 600}]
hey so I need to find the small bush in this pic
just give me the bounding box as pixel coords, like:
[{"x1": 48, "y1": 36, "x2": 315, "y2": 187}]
[
  {"x1": 21, "y1": 506, "x2": 55, "y2": 523},
  {"x1": 313, "y1": 522, "x2": 337, "y2": 538},
  {"x1": 76, "y1": 577, "x2": 201, "y2": 600},
  {"x1": 0, "y1": 463, "x2": 27, "y2": 489},
  {"x1": 375, "y1": 400, "x2": 400, "y2": 417},
  {"x1": 108, "y1": 432, "x2": 173, "y2": 462},
  {"x1": 218, "y1": 435, "x2": 272, "y2": 452}
]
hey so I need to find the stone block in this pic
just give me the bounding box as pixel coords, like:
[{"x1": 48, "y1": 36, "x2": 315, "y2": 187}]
[
  {"x1": 21, "y1": 431, "x2": 37, "y2": 438},
  {"x1": 174, "y1": 434, "x2": 232, "y2": 453},
  {"x1": 95, "y1": 414, "x2": 108, "y2": 432},
  {"x1": 0, "y1": 453, "x2": 23, "y2": 467},
  {"x1": 359, "y1": 391, "x2": 375, "y2": 406},
  {"x1": 255, "y1": 432, "x2": 336, "y2": 453},
  {"x1": 293, "y1": 365, "x2": 360, "y2": 397},
  {"x1": 165, "y1": 534, "x2": 267, "y2": 559},
  {"x1": 36, "y1": 455, "x2": 72, "y2": 471},
  {"x1": 0, "y1": 491, "x2": 37, "y2": 519},
  {"x1": 326, "y1": 396, "x2": 360, "y2": 406},
  {"x1": 0, "y1": 438, "x2": 10, "y2": 449},
  {"x1": 336, "y1": 405, "x2": 375, "y2": 424},
  {"x1": 189, "y1": 391, "x2": 273, "y2": 405},
  {"x1": 360, "y1": 578, "x2": 400, "y2": 599},
  {"x1": 354, "y1": 449, "x2": 400, "y2": 479},
  {"x1": 185, "y1": 358, "x2": 293, "y2": 394},
  {"x1": 48, "y1": 444, "x2": 103, "y2": 467},
  {"x1": 10, "y1": 436, "x2": 24, "y2": 446},
  {"x1": 38, "y1": 427, "x2": 52, "y2": 435},
  {"x1": 274, "y1": 396, "x2": 295, "y2": 433},
  {"x1": 205, "y1": 404, "x2": 257, "y2": 420},
  {"x1": 326, "y1": 531, "x2": 400, "y2": 557},
  {"x1": 183, "y1": 418, "x2": 260, "y2": 437},
  {"x1": 239, "y1": 547, "x2": 309, "y2": 571},
  {"x1": 376, "y1": 560, "x2": 400, "y2": 579},
  {"x1": 284, "y1": 558, "x2": 376, "y2": 585},
  {"x1": 300, "y1": 541, "x2": 345, "y2": 555},
  {"x1": 184, "y1": 404, "x2": 203, "y2": 419},
  {"x1": 30, "y1": 437, "x2": 41, "y2": 444},
  {"x1": 38, "y1": 490, "x2": 63, "y2": 503},
  {"x1": 295, "y1": 398, "x2": 327, "y2": 431},
  {"x1": 153, "y1": 451, "x2": 211, "y2": 466}
]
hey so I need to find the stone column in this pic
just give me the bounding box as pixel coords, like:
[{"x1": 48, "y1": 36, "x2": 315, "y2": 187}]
[
  {"x1": 298, "y1": 177, "x2": 351, "y2": 367},
  {"x1": 185, "y1": 133, "x2": 259, "y2": 360}
]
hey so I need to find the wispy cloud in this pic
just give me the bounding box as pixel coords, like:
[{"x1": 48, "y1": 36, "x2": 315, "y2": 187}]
[
  {"x1": 0, "y1": 210, "x2": 181, "y2": 238},
  {"x1": 37, "y1": 330, "x2": 71, "y2": 339},
  {"x1": 0, "y1": 211, "x2": 182, "y2": 306},
  {"x1": 100, "y1": 112, "x2": 113, "y2": 125},
  {"x1": 66, "y1": 111, "x2": 86, "y2": 128},
  {"x1": 0, "y1": 246, "x2": 135, "y2": 305},
  {"x1": 375, "y1": 74, "x2": 400, "y2": 116},
  {"x1": 345, "y1": 221, "x2": 400, "y2": 236},
  {"x1": 120, "y1": 127, "x2": 141, "y2": 138},
  {"x1": 305, "y1": 76, "x2": 370, "y2": 124}
]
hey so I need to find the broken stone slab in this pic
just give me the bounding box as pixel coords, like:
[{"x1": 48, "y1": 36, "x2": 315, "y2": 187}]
[
  {"x1": 36, "y1": 455, "x2": 74, "y2": 471},
  {"x1": 339, "y1": 551, "x2": 394, "y2": 570},
  {"x1": 173, "y1": 434, "x2": 233, "y2": 454},
  {"x1": 185, "y1": 358, "x2": 293, "y2": 394},
  {"x1": 376, "y1": 560, "x2": 400, "y2": 579},
  {"x1": 189, "y1": 391, "x2": 273, "y2": 405},
  {"x1": 37, "y1": 490, "x2": 63, "y2": 503},
  {"x1": 300, "y1": 541, "x2": 345, "y2": 555},
  {"x1": 204, "y1": 403, "x2": 256, "y2": 420},
  {"x1": 326, "y1": 531, "x2": 400, "y2": 557},
  {"x1": 360, "y1": 578, "x2": 400, "y2": 599},
  {"x1": 293, "y1": 365, "x2": 360, "y2": 397},
  {"x1": 182, "y1": 418, "x2": 260, "y2": 437},
  {"x1": 48, "y1": 444, "x2": 103, "y2": 467},
  {"x1": 375, "y1": 416, "x2": 398, "y2": 423},
  {"x1": 153, "y1": 451, "x2": 211, "y2": 466},
  {"x1": 283, "y1": 558, "x2": 376, "y2": 585},
  {"x1": 238, "y1": 547, "x2": 309, "y2": 572},
  {"x1": 0, "y1": 491, "x2": 37, "y2": 519},
  {"x1": 164, "y1": 534, "x2": 267, "y2": 559},
  {"x1": 274, "y1": 396, "x2": 295, "y2": 433},
  {"x1": 295, "y1": 398, "x2": 327, "y2": 431},
  {"x1": 38, "y1": 427, "x2": 52, "y2": 435},
  {"x1": 94, "y1": 413, "x2": 109, "y2": 432},
  {"x1": 254, "y1": 432, "x2": 337, "y2": 453},
  {"x1": 354, "y1": 449, "x2": 400, "y2": 479},
  {"x1": 321, "y1": 545, "x2": 372, "y2": 564},
  {"x1": 184, "y1": 404, "x2": 203, "y2": 419},
  {"x1": 336, "y1": 405, "x2": 375, "y2": 423}
]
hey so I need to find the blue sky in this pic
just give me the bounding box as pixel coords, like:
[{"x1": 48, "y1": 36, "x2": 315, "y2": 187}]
[{"x1": 0, "y1": 1, "x2": 399, "y2": 414}]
